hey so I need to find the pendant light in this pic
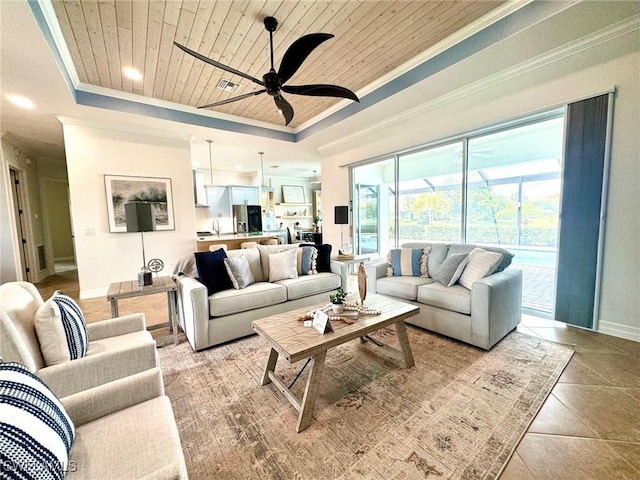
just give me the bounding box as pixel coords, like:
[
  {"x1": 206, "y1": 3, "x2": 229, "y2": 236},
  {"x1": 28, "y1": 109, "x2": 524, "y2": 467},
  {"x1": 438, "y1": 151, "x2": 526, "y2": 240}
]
[
  {"x1": 207, "y1": 139, "x2": 214, "y2": 185},
  {"x1": 259, "y1": 151, "x2": 267, "y2": 188}
]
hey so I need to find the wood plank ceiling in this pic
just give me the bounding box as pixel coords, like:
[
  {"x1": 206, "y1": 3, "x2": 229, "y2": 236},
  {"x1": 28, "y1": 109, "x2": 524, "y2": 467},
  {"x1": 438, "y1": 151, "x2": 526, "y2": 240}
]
[{"x1": 52, "y1": 1, "x2": 505, "y2": 128}]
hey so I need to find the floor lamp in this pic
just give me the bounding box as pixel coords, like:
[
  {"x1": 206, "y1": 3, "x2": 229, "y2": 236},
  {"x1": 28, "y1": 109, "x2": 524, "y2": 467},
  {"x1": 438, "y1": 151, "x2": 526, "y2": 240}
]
[
  {"x1": 334, "y1": 205, "x2": 352, "y2": 255},
  {"x1": 125, "y1": 202, "x2": 156, "y2": 286}
]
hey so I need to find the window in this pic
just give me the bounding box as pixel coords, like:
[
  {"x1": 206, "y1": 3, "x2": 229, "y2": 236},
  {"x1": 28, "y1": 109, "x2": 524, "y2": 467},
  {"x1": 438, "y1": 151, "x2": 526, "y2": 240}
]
[{"x1": 351, "y1": 111, "x2": 564, "y2": 316}]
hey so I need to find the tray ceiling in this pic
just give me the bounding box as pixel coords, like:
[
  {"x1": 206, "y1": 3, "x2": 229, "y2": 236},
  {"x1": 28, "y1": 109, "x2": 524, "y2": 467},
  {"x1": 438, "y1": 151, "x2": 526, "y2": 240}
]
[{"x1": 51, "y1": 0, "x2": 505, "y2": 129}]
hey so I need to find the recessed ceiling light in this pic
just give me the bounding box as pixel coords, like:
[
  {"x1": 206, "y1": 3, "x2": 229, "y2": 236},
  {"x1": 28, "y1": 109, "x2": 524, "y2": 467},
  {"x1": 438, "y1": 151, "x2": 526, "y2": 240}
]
[
  {"x1": 7, "y1": 95, "x2": 34, "y2": 109},
  {"x1": 123, "y1": 67, "x2": 142, "y2": 81}
]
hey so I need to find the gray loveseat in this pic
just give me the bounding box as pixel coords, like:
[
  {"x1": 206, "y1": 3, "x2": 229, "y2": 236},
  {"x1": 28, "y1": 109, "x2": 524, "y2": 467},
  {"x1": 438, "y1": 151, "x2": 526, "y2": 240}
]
[
  {"x1": 174, "y1": 244, "x2": 345, "y2": 351},
  {"x1": 366, "y1": 242, "x2": 522, "y2": 350}
]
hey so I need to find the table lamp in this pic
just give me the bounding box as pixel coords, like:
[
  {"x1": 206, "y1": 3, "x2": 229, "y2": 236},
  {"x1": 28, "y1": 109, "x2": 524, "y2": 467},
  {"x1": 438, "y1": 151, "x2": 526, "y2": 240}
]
[
  {"x1": 334, "y1": 205, "x2": 352, "y2": 255},
  {"x1": 125, "y1": 202, "x2": 156, "y2": 286}
]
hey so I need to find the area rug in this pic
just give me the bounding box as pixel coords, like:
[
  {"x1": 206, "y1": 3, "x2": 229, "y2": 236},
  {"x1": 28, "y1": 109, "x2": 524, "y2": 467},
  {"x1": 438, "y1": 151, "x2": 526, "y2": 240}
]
[{"x1": 157, "y1": 326, "x2": 573, "y2": 479}]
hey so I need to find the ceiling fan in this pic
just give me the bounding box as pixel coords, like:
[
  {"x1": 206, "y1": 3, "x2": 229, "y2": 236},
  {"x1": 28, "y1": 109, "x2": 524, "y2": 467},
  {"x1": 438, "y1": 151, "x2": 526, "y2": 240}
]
[{"x1": 174, "y1": 16, "x2": 359, "y2": 126}]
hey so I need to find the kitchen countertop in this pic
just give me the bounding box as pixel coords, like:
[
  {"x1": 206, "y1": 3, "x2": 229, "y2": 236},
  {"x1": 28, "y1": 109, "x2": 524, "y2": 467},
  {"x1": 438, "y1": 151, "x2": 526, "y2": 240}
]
[{"x1": 196, "y1": 231, "x2": 286, "y2": 242}]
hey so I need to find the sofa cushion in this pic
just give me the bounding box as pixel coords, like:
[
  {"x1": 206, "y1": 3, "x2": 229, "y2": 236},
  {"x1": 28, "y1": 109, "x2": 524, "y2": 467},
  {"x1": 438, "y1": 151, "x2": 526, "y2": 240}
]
[
  {"x1": 434, "y1": 253, "x2": 469, "y2": 287},
  {"x1": 224, "y1": 256, "x2": 255, "y2": 289},
  {"x1": 269, "y1": 248, "x2": 299, "y2": 282},
  {"x1": 227, "y1": 248, "x2": 263, "y2": 282},
  {"x1": 195, "y1": 250, "x2": 233, "y2": 294},
  {"x1": 301, "y1": 243, "x2": 332, "y2": 272},
  {"x1": 257, "y1": 244, "x2": 298, "y2": 280},
  {"x1": 35, "y1": 291, "x2": 89, "y2": 366},
  {"x1": 277, "y1": 272, "x2": 341, "y2": 300},
  {"x1": 208, "y1": 282, "x2": 287, "y2": 317},
  {"x1": 448, "y1": 243, "x2": 514, "y2": 272},
  {"x1": 376, "y1": 276, "x2": 433, "y2": 301},
  {"x1": 402, "y1": 242, "x2": 449, "y2": 278},
  {"x1": 0, "y1": 361, "x2": 75, "y2": 479},
  {"x1": 417, "y1": 283, "x2": 472, "y2": 315},
  {"x1": 297, "y1": 246, "x2": 317, "y2": 275},
  {"x1": 386, "y1": 248, "x2": 429, "y2": 277},
  {"x1": 458, "y1": 247, "x2": 503, "y2": 290}
]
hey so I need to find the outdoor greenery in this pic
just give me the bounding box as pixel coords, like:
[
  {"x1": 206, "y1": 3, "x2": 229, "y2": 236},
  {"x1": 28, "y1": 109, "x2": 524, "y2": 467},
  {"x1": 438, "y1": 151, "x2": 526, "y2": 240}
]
[{"x1": 359, "y1": 184, "x2": 559, "y2": 247}]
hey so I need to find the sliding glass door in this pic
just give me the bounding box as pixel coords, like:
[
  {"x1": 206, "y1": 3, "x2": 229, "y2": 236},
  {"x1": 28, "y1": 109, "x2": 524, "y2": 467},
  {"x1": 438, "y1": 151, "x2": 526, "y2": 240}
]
[
  {"x1": 466, "y1": 117, "x2": 564, "y2": 315},
  {"x1": 397, "y1": 142, "x2": 464, "y2": 244},
  {"x1": 352, "y1": 158, "x2": 395, "y2": 255},
  {"x1": 352, "y1": 112, "x2": 564, "y2": 316}
]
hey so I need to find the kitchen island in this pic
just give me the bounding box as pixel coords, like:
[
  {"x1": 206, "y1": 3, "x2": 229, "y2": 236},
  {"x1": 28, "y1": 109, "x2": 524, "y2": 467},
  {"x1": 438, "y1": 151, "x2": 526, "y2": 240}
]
[{"x1": 196, "y1": 230, "x2": 288, "y2": 251}]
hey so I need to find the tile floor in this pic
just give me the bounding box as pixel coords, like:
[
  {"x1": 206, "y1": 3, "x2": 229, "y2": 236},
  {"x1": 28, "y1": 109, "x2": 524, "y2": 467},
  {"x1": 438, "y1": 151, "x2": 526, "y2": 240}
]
[{"x1": 35, "y1": 270, "x2": 640, "y2": 479}]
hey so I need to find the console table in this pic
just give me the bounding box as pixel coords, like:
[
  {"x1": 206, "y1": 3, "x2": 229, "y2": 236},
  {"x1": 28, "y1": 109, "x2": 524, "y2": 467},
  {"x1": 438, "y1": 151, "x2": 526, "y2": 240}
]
[{"x1": 106, "y1": 276, "x2": 178, "y2": 346}]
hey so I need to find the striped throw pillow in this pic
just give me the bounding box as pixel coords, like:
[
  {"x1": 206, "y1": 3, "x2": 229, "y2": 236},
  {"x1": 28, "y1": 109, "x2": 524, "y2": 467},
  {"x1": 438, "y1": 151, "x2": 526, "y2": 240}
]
[
  {"x1": 458, "y1": 247, "x2": 503, "y2": 289},
  {"x1": 386, "y1": 248, "x2": 430, "y2": 277},
  {"x1": 35, "y1": 291, "x2": 89, "y2": 366},
  {"x1": 0, "y1": 361, "x2": 75, "y2": 479}
]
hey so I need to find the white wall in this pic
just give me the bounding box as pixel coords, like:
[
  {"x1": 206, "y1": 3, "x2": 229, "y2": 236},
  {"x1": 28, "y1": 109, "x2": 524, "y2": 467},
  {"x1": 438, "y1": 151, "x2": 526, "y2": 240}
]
[
  {"x1": 320, "y1": 8, "x2": 639, "y2": 340},
  {"x1": 61, "y1": 119, "x2": 195, "y2": 298}
]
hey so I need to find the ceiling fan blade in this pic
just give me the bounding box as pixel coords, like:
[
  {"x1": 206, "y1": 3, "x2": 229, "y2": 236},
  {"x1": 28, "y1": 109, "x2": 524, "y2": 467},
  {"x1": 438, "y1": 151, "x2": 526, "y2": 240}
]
[
  {"x1": 174, "y1": 42, "x2": 264, "y2": 87},
  {"x1": 273, "y1": 93, "x2": 294, "y2": 126},
  {"x1": 278, "y1": 33, "x2": 333, "y2": 84},
  {"x1": 198, "y1": 89, "x2": 267, "y2": 109},
  {"x1": 282, "y1": 84, "x2": 359, "y2": 102}
]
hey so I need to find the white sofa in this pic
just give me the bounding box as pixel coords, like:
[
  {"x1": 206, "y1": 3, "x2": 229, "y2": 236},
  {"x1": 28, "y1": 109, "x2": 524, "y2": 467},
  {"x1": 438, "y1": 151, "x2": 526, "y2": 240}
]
[
  {"x1": 174, "y1": 244, "x2": 346, "y2": 351},
  {"x1": 366, "y1": 242, "x2": 522, "y2": 350}
]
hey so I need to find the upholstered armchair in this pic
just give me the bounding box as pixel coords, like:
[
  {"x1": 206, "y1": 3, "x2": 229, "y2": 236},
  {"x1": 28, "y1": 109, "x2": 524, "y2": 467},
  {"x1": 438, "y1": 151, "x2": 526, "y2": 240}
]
[
  {"x1": 0, "y1": 281, "x2": 158, "y2": 398},
  {"x1": 62, "y1": 368, "x2": 188, "y2": 479}
]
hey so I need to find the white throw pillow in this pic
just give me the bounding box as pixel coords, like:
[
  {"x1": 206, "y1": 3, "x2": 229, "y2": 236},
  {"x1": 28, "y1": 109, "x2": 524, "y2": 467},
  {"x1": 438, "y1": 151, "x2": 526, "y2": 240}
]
[
  {"x1": 269, "y1": 248, "x2": 298, "y2": 282},
  {"x1": 0, "y1": 361, "x2": 75, "y2": 479},
  {"x1": 35, "y1": 291, "x2": 89, "y2": 366},
  {"x1": 458, "y1": 247, "x2": 503, "y2": 289}
]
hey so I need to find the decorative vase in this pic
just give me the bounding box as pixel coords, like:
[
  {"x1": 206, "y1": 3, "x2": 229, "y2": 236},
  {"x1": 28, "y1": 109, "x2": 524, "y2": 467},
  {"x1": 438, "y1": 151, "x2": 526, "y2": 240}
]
[{"x1": 331, "y1": 303, "x2": 344, "y2": 314}]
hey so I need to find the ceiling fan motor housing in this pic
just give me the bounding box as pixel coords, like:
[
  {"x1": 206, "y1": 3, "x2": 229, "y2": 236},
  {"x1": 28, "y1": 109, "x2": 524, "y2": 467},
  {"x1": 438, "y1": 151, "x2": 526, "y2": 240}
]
[
  {"x1": 263, "y1": 16, "x2": 278, "y2": 32},
  {"x1": 263, "y1": 71, "x2": 281, "y2": 95}
]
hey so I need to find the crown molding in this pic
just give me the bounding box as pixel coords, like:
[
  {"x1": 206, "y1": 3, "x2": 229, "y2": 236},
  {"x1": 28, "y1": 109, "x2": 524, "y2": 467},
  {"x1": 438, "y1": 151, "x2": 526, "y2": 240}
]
[
  {"x1": 318, "y1": 15, "x2": 639, "y2": 154},
  {"x1": 56, "y1": 115, "x2": 192, "y2": 142}
]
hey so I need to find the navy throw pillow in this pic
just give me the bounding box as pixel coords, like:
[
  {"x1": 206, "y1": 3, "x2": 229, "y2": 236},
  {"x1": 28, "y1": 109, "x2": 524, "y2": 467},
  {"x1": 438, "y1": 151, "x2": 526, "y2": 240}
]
[
  {"x1": 302, "y1": 243, "x2": 332, "y2": 272},
  {"x1": 194, "y1": 250, "x2": 234, "y2": 294}
]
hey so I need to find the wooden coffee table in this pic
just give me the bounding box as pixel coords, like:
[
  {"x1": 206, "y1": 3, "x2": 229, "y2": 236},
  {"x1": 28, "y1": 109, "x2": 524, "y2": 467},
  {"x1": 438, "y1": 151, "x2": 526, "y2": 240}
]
[{"x1": 252, "y1": 294, "x2": 419, "y2": 432}]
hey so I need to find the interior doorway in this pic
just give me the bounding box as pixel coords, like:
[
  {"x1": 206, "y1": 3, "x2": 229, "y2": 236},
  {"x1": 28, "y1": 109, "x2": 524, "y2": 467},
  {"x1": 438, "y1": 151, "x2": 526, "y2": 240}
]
[
  {"x1": 9, "y1": 167, "x2": 29, "y2": 281},
  {"x1": 41, "y1": 178, "x2": 76, "y2": 274}
]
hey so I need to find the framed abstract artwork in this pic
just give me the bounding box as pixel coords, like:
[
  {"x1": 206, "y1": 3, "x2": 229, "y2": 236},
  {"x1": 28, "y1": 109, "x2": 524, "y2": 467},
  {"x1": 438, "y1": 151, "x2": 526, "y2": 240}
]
[{"x1": 104, "y1": 175, "x2": 175, "y2": 232}]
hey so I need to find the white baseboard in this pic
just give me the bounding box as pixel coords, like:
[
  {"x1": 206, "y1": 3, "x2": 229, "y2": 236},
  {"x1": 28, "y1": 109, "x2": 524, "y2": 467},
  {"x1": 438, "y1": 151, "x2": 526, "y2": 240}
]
[
  {"x1": 80, "y1": 288, "x2": 107, "y2": 300},
  {"x1": 597, "y1": 320, "x2": 640, "y2": 342}
]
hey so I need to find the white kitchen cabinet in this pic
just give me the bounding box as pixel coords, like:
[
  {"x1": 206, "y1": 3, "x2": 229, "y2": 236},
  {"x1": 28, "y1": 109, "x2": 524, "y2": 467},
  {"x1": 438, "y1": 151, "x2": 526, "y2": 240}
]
[
  {"x1": 193, "y1": 171, "x2": 208, "y2": 207},
  {"x1": 206, "y1": 186, "x2": 233, "y2": 232},
  {"x1": 231, "y1": 186, "x2": 259, "y2": 205}
]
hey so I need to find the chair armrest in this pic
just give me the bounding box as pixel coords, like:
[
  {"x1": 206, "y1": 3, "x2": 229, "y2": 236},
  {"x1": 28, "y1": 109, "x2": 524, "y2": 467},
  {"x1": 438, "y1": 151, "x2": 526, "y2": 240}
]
[
  {"x1": 470, "y1": 268, "x2": 523, "y2": 349},
  {"x1": 365, "y1": 261, "x2": 389, "y2": 293},
  {"x1": 86, "y1": 313, "x2": 146, "y2": 341},
  {"x1": 175, "y1": 275, "x2": 209, "y2": 351},
  {"x1": 61, "y1": 367, "x2": 165, "y2": 427},
  {"x1": 37, "y1": 333, "x2": 158, "y2": 398},
  {"x1": 330, "y1": 261, "x2": 349, "y2": 291}
]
